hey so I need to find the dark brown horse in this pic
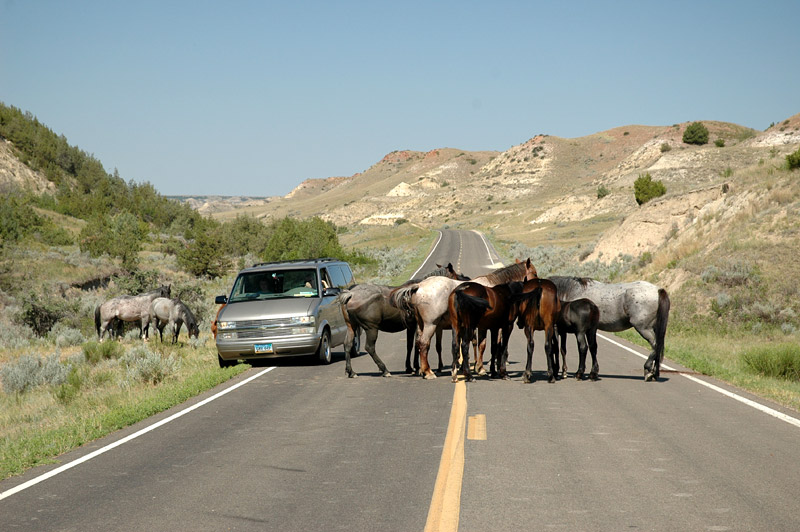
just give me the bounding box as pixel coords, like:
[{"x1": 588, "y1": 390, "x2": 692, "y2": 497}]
[
  {"x1": 510, "y1": 276, "x2": 561, "y2": 383},
  {"x1": 555, "y1": 298, "x2": 600, "y2": 380},
  {"x1": 448, "y1": 281, "x2": 521, "y2": 381}
]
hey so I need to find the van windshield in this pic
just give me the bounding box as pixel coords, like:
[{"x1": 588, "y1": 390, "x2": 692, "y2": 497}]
[{"x1": 228, "y1": 269, "x2": 319, "y2": 302}]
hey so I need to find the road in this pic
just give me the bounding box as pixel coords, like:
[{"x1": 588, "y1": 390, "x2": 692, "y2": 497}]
[{"x1": 2, "y1": 229, "x2": 800, "y2": 531}]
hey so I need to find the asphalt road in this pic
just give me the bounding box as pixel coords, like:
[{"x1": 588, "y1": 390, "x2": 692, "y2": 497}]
[{"x1": 2, "y1": 229, "x2": 800, "y2": 531}]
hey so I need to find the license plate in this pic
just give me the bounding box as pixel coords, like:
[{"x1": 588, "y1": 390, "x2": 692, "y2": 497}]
[{"x1": 254, "y1": 343, "x2": 273, "y2": 354}]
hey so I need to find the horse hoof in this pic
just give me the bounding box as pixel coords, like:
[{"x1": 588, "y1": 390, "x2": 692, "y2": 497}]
[
  {"x1": 423, "y1": 371, "x2": 437, "y2": 380},
  {"x1": 644, "y1": 371, "x2": 656, "y2": 382},
  {"x1": 590, "y1": 373, "x2": 599, "y2": 381},
  {"x1": 347, "y1": 371, "x2": 358, "y2": 378},
  {"x1": 381, "y1": 371, "x2": 391, "y2": 378}
]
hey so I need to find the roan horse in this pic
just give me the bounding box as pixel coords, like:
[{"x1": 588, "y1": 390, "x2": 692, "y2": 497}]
[
  {"x1": 389, "y1": 259, "x2": 538, "y2": 379},
  {"x1": 146, "y1": 297, "x2": 200, "y2": 344},
  {"x1": 95, "y1": 285, "x2": 171, "y2": 341},
  {"x1": 555, "y1": 298, "x2": 600, "y2": 381},
  {"x1": 338, "y1": 263, "x2": 467, "y2": 378},
  {"x1": 549, "y1": 276, "x2": 670, "y2": 381}
]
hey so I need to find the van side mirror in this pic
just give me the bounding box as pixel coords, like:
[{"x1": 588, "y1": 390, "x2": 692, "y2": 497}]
[
  {"x1": 323, "y1": 287, "x2": 341, "y2": 297},
  {"x1": 215, "y1": 295, "x2": 228, "y2": 304}
]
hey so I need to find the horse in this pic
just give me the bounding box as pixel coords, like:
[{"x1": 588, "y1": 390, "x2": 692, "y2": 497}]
[
  {"x1": 338, "y1": 263, "x2": 468, "y2": 378},
  {"x1": 510, "y1": 276, "x2": 561, "y2": 383},
  {"x1": 389, "y1": 259, "x2": 538, "y2": 379},
  {"x1": 95, "y1": 285, "x2": 171, "y2": 341},
  {"x1": 549, "y1": 277, "x2": 670, "y2": 381},
  {"x1": 555, "y1": 298, "x2": 600, "y2": 381},
  {"x1": 146, "y1": 297, "x2": 200, "y2": 344},
  {"x1": 448, "y1": 281, "x2": 520, "y2": 382}
]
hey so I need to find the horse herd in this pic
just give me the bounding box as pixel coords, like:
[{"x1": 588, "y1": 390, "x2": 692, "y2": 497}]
[
  {"x1": 339, "y1": 259, "x2": 670, "y2": 383},
  {"x1": 94, "y1": 285, "x2": 200, "y2": 344}
]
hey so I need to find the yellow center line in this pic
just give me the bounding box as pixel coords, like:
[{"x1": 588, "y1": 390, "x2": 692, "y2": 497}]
[{"x1": 424, "y1": 380, "x2": 467, "y2": 532}]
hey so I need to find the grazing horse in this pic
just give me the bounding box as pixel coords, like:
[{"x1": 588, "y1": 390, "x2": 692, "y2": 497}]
[
  {"x1": 95, "y1": 285, "x2": 171, "y2": 341},
  {"x1": 555, "y1": 298, "x2": 600, "y2": 380},
  {"x1": 510, "y1": 277, "x2": 561, "y2": 383},
  {"x1": 550, "y1": 277, "x2": 670, "y2": 381},
  {"x1": 389, "y1": 259, "x2": 538, "y2": 379},
  {"x1": 448, "y1": 281, "x2": 520, "y2": 381},
  {"x1": 338, "y1": 263, "x2": 468, "y2": 378},
  {"x1": 146, "y1": 297, "x2": 200, "y2": 343}
]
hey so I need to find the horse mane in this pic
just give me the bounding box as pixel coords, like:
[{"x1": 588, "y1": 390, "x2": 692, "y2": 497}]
[{"x1": 481, "y1": 262, "x2": 526, "y2": 285}]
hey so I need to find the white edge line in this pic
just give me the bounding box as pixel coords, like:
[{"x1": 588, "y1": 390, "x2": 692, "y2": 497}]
[
  {"x1": 597, "y1": 333, "x2": 800, "y2": 429},
  {"x1": 411, "y1": 230, "x2": 443, "y2": 280},
  {"x1": 0, "y1": 366, "x2": 276, "y2": 501},
  {"x1": 471, "y1": 230, "x2": 500, "y2": 267}
]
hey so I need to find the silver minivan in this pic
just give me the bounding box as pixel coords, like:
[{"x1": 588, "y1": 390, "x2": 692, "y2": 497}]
[{"x1": 214, "y1": 258, "x2": 354, "y2": 367}]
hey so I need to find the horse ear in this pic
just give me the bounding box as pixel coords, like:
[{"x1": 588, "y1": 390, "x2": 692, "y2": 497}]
[{"x1": 515, "y1": 258, "x2": 522, "y2": 264}]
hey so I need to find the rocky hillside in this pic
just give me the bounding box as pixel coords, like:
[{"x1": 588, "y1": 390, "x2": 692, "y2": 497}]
[{"x1": 211, "y1": 115, "x2": 800, "y2": 272}]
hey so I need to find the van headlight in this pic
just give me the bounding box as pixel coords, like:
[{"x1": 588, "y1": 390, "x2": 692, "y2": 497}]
[
  {"x1": 218, "y1": 321, "x2": 236, "y2": 330},
  {"x1": 291, "y1": 316, "x2": 315, "y2": 325}
]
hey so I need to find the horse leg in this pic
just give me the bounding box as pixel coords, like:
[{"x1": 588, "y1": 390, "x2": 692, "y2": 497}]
[
  {"x1": 344, "y1": 321, "x2": 358, "y2": 378},
  {"x1": 575, "y1": 331, "x2": 588, "y2": 381},
  {"x1": 587, "y1": 328, "x2": 599, "y2": 380},
  {"x1": 172, "y1": 321, "x2": 182, "y2": 344},
  {"x1": 435, "y1": 329, "x2": 444, "y2": 374},
  {"x1": 559, "y1": 329, "x2": 568, "y2": 378},
  {"x1": 636, "y1": 325, "x2": 661, "y2": 381},
  {"x1": 544, "y1": 327, "x2": 557, "y2": 383},
  {"x1": 459, "y1": 330, "x2": 473, "y2": 382},
  {"x1": 450, "y1": 326, "x2": 460, "y2": 382},
  {"x1": 405, "y1": 328, "x2": 418, "y2": 374},
  {"x1": 474, "y1": 329, "x2": 487, "y2": 376},
  {"x1": 416, "y1": 324, "x2": 437, "y2": 379},
  {"x1": 523, "y1": 326, "x2": 535, "y2": 383},
  {"x1": 364, "y1": 327, "x2": 390, "y2": 377}
]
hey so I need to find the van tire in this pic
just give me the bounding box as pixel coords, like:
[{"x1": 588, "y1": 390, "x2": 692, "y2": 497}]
[
  {"x1": 218, "y1": 354, "x2": 236, "y2": 368},
  {"x1": 317, "y1": 330, "x2": 332, "y2": 365}
]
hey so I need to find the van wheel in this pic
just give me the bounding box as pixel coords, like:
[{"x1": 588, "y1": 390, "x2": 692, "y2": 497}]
[
  {"x1": 317, "y1": 330, "x2": 332, "y2": 365},
  {"x1": 218, "y1": 354, "x2": 236, "y2": 368}
]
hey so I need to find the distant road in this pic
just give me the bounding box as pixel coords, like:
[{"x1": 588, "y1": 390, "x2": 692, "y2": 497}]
[{"x1": 3, "y1": 229, "x2": 800, "y2": 531}]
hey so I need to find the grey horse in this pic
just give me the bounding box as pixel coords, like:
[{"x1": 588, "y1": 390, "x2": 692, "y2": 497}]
[
  {"x1": 146, "y1": 297, "x2": 200, "y2": 343},
  {"x1": 95, "y1": 285, "x2": 171, "y2": 341},
  {"x1": 549, "y1": 277, "x2": 670, "y2": 381}
]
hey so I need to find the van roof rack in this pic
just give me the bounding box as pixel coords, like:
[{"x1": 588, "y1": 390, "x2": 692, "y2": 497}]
[{"x1": 250, "y1": 258, "x2": 339, "y2": 268}]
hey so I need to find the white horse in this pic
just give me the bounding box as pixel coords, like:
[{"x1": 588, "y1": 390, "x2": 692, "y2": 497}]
[{"x1": 94, "y1": 285, "x2": 171, "y2": 341}]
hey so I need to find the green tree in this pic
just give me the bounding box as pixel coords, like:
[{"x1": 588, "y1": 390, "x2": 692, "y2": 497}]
[
  {"x1": 634, "y1": 173, "x2": 666, "y2": 205},
  {"x1": 177, "y1": 228, "x2": 230, "y2": 278},
  {"x1": 683, "y1": 122, "x2": 709, "y2": 145},
  {"x1": 787, "y1": 147, "x2": 800, "y2": 170},
  {"x1": 262, "y1": 217, "x2": 345, "y2": 261},
  {"x1": 79, "y1": 212, "x2": 146, "y2": 269}
]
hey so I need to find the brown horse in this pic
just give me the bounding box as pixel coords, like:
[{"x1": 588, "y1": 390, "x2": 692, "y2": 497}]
[
  {"x1": 510, "y1": 276, "x2": 561, "y2": 383},
  {"x1": 448, "y1": 281, "x2": 521, "y2": 381},
  {"x1": 390, "y1": 259, "x2": 538, "y2": 379}
]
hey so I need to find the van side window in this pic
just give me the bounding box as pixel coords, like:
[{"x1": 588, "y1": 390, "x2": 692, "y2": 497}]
[
  {"x1": 320, "y1": 268, "x2": 332, "y2": 290},
  {"x1": 328, "y1": 265, "x2": 348, "y2": 289}
]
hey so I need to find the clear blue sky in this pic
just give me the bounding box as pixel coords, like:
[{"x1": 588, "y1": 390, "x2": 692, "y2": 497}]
[{"x1": 2, "y1": 1, "x2": 798, "y2": 197}]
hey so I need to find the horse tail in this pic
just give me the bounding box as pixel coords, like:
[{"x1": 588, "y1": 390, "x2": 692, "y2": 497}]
[
  {"x1": 389, "y1": 284, "x2": 419, "y2": 314},
  {"x1": 654, "y1": 288, "x2": 670, "y2": 362},
  {"x1": 94, "y1": 305, "x2": 101, "y2": 338},
  {"x1": 454, "y1": 290, "x2": 492, "y2": 320},
  {"x1": 337, "y1": 290, "x2": 353, "y2": 306}
]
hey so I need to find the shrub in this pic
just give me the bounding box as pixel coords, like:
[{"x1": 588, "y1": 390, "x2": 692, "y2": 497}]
[
  {"x1": 49, "y1": 323, "x2": 85, "y2": 347},
  {"x1": 683, "y1": 122, "x2": 709, "y2": 145},
  {"x1": 17, "y1": 293, "x2": 76, "y2": 337},
  {"x1": 0, "y1": 353, "x2": 70, "y2": 394},
  {"x1": 122, "y1": 346, "x2": 178, "y2": 385},
  {"x1": 660, "y1": 143, "x2": 672, "y2": 153},
  {"x1": 177, "y1": 228, "x2": 231, "y2": 278},
  {"x1": 596, "y1": 185, "x2": 610, "y2": 199},
  {"x1": 715, "y1": 139, "x2": 725, "y2": 147},
  {"x1": 83, "y1": 340, "x2": 124, "y2": 365},
  {"x1": 740, "y1": 343, "x2": 800, "y2": 380},
  {"x1": 634, "y1": 173, "x2": 666, "y2": 205},
  {"x1": 79, "y1": 212, "x2": 147, "y2": 270},
  {"x1": 787, "y1": 147, "x2": 800, "y2": 170}
]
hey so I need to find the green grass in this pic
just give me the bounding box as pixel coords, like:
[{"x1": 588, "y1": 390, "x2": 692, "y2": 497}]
[{"x1": 0, "y1": 341, "x2": 249, "y2": 480}]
